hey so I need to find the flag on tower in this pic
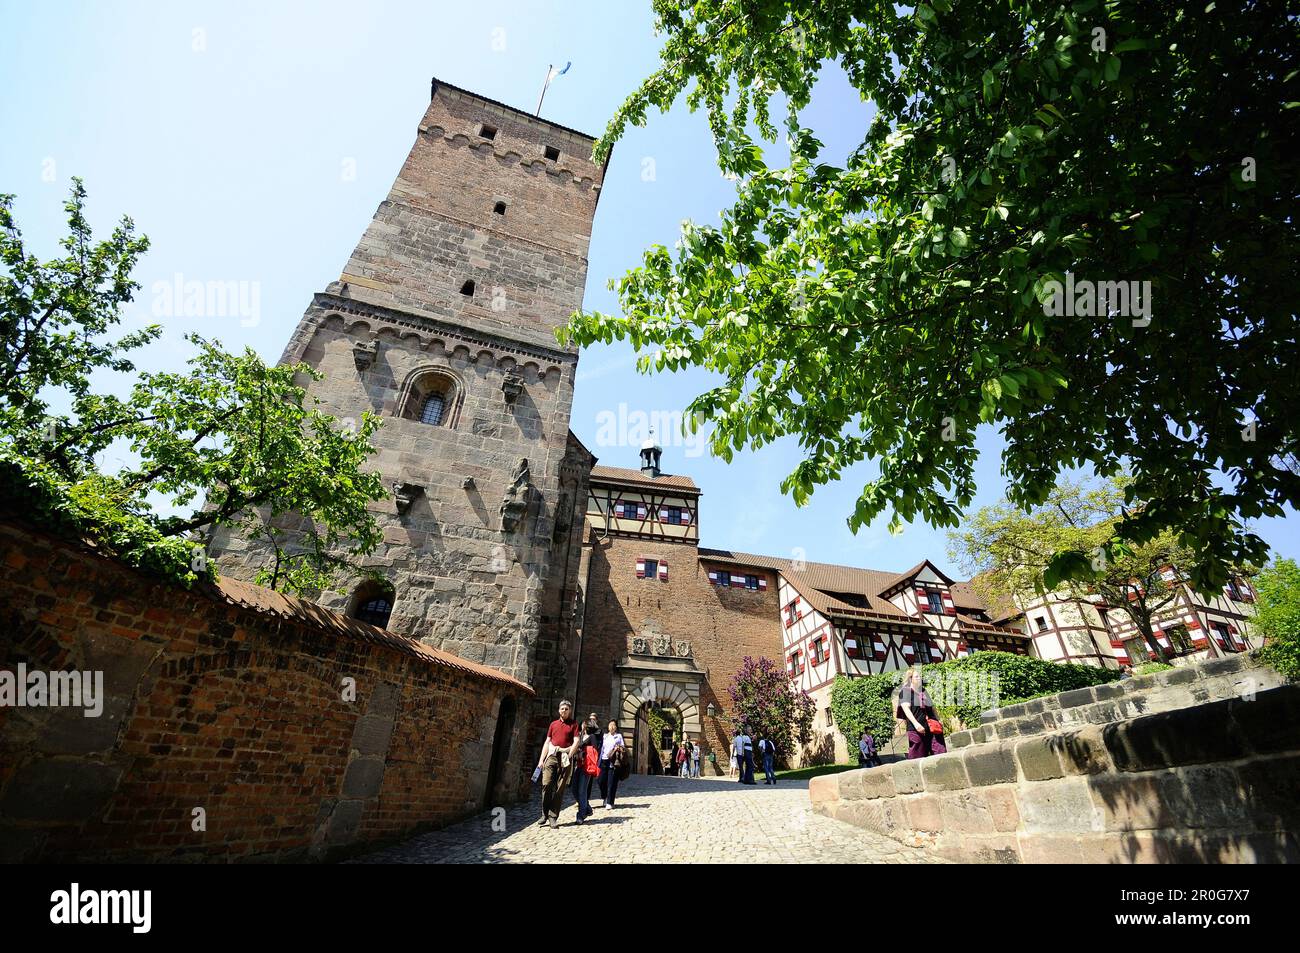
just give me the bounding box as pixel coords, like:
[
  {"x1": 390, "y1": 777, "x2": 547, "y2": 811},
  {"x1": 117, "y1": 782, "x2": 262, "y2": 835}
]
[{"x1": 535, "y1": 61, "x2": 572, "y2": 116}]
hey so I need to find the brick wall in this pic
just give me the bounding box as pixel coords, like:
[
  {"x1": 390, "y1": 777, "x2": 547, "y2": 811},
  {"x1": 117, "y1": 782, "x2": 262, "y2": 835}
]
[
  {"x1": 0, "y1": 521, "x2": 531, "y2": 863},
  {"x1": 578, "y1": 534, "x2": 783, "y2": 773}
]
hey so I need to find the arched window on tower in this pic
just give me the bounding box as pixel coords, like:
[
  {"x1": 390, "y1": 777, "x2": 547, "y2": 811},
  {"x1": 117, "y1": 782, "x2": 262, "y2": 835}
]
[
  {"x1": 398, "y1": 368, "x2": 460, "y2": 429},
  {"x1": 420, "y1": 392, "x2": 446, "y2": 425},
  {"x1": 349, "y1": 581, "x2": 396, "y2": 629}
]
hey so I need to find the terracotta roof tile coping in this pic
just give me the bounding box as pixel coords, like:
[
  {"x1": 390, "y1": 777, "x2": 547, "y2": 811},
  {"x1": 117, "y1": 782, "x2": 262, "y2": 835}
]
[{"x1": 213, "y1": 576, "x2": 533, "y2": 693}]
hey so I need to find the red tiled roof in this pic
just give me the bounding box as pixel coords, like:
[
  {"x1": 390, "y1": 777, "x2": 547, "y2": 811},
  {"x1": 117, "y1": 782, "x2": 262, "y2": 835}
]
[
  {"x1": 214, "y1": 576, "x2": 533, "y2": 693},
  {"x1": 698, "y1": 548, "x2": 1021, "y2": 635},
  {"x1": 589, "y1": 465, "x2": 699, "y2": 493}
]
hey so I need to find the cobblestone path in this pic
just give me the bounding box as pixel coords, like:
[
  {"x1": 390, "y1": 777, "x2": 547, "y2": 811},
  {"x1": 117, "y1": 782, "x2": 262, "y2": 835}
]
[{"x1": 352, "y1": 774, "x2": 946, "y2": 864}]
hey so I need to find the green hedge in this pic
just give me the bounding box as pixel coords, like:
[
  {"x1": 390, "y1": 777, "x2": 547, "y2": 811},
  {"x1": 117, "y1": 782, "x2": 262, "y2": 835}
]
[{"x1": 829, "y1": 651, "x2": 1122, "y2": 751}]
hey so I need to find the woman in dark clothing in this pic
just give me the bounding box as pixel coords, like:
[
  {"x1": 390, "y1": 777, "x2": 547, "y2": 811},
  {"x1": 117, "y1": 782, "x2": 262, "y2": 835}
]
[
  {"x1": 574, "y1": 723, "x2": 601, "y2": 822},
  {"x1": 898, "y1": 667, "x2": 946, "y2": 759}
]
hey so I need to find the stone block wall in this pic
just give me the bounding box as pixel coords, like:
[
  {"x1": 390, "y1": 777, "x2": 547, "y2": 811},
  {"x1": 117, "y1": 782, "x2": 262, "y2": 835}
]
[
  {"x1": 210, "y1": 80, "x2": 608, "y2": 746},
  {"x1": 0, "y1": 521, "x2": 530, "y2": 862},
  {"x1": 810, "y1": 676, "x2": 1300, "y2": 863}
]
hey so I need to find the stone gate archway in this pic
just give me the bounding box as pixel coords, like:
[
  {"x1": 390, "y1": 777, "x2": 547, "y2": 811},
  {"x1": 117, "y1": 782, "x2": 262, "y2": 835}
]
[{"x1": 616, "y1": 670, "x2": 702, "y2": 775}]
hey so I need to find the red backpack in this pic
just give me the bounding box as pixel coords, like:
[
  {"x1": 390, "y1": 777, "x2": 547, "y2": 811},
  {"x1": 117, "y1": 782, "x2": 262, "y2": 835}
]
[{"x1": 584, "y1": 744, "x2": 600, "y2": 776}]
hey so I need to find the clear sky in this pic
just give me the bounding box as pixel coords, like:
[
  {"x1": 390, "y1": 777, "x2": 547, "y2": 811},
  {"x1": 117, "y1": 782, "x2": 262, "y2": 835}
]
[{"x1": 2, "y1": 0, "x2": 1295, "y2": 576}]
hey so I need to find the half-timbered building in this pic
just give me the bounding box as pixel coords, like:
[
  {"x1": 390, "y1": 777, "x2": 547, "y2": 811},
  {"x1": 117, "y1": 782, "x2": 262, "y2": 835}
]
[
  {"x1": 1002, "y1": 569, "x2": 1259, "y2": 668},
  {"x1": 574, "y1": 445, "x2": 1031, "y2": 771}
]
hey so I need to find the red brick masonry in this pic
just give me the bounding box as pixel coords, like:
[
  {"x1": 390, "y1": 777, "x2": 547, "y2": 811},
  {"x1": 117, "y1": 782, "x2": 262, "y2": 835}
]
[{"x1": 0, "y1": 520, "x2": 530, "y2": 862}]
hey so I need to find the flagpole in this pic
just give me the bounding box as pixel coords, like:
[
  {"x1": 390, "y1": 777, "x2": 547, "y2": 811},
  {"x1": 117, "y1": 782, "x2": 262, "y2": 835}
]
[{"x1": 535, "y1": 64, "x2": 552, "y2": 117}]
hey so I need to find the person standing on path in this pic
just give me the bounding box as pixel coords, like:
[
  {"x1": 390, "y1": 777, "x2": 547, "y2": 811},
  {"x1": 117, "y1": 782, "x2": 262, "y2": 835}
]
[
  {"x1": 691, "y1": 739, "x2": 701, "y2": 778},
  {"x1": 898, "y1": 668, "x2": 946, "y2": 760},
  {"x1": 676, "y1": 739, "x2": 689, "y2": 777},
  {"x1": 757, "y1": 735, "x2": 776, "y2": 784},
  {"x1": 573, "y1": 711, "x2": 600, "y2": 802},
  {"x1": 731, "y1": 729, "x2": 744, "y2": 783},
  {"x1": 858, "y1": 730, "x2": 883, "y2": 768},
  {"x1": 575, "y1": 722, "x2": 601, "y2": 823},
  {"x1": 740, "y1": 727, "x2": 756, "y2": 784},
  {"x1": 536, "y1": 699, "x2": 581, "y2": 828},
  {"x1": 599, "y1": 720, "x2": 626, "y2": 809}
]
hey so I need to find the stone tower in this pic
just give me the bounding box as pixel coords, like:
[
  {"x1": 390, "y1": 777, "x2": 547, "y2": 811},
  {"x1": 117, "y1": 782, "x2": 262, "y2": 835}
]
[{"x1": 210, "y1": 78, "x2": 605, "y2": 702}]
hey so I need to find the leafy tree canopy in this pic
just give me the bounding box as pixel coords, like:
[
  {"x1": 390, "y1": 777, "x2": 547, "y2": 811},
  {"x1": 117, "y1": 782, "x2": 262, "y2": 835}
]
[
  {"x1": 560, "y1": 0, "x2": 1300, "y2": 591},
  {"x1": 0, "y1": 181, "x2": 386, "y2": 591}
]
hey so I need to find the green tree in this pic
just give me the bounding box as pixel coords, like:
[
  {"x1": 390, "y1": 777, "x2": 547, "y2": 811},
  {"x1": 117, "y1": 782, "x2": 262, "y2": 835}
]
[
  {"x1": 828, "y1": 673, "x2": 897, "y2": 756},
  {"x1": 948, "y1": 473, "x2": 1238, "y2": 660},
  {"x1": 1255, "y1": 557, "x2": 1300, "y2": 679},
  {"x1": 726, "y1": 655, "x2": 815, "y2": 764},
  {"x1": 560, "y1": 0, "x2": 1299, "y2": 591},
  {"x1": 0, "y1": 182, "x2": 386, "y2": 591}
]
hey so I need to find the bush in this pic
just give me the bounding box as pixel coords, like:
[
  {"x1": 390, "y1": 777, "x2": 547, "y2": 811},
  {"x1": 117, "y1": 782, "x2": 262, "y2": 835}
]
[
  {"x1": 936, "y1": 651, "x2": 1121, "y2": 728},
  {"x1": 1134, "y1": 661, "x2": 1174, "y2": 676},
  {"x1": 829, "y1": 651, "x2": 1122, "y2": 751},
  {"x1": 1255, "y1": 558, "x2": 1300, "y2": 680},
  {"x1": 829, "y1": 674, "x2": 899, "y2": 754}
]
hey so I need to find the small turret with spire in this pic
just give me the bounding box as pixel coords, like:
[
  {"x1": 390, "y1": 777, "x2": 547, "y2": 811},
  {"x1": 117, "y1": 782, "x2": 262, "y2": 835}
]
[{"x1": 640, "y1": 429, "x2": 663, "y2": 478}]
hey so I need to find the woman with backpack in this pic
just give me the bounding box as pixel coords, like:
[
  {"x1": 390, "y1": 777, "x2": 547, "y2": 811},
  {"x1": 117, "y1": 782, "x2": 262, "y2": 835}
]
[
  {"x1": 575, "y1": 722, "x2": 602, "y2": 823},
  {"x1": 599, "y1": 720, "x2": 626, "y2": 809},
  {"x1": 898, "y1": 667, "x2": 946, "y2": 760}
]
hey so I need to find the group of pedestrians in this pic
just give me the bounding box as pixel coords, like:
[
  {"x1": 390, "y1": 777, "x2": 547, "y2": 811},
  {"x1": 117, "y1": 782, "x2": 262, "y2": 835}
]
[
  {"x1": 728, "y1": 727, "x2": 778, "y2": 784},
  {"x1": 535, "y1": 701, "x2": 628, "y2": 829},
  {"x1": 669, "y1": 738, "x2": 702, "y2": 777}
]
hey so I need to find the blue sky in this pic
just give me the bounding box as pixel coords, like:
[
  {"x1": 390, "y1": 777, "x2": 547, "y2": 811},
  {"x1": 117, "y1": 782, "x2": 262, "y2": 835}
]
[{"x1": 2, "y1": 0, "x2": 1295, "y2": 577}]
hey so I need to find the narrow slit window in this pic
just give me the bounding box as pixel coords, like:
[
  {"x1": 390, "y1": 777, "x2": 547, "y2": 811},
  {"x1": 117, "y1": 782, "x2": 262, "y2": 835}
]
[
  {"x1": 460, "y1": 280, "x2": 475, "y2": 297},
  {"x1": 544, "y1": 145, "x2": 560, "y2": 161}
]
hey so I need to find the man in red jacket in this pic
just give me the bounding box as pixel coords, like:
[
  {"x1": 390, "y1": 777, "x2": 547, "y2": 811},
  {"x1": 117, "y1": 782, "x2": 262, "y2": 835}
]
[{"x1": 537, "y1": 699, "x2": 581, "y2": 828}]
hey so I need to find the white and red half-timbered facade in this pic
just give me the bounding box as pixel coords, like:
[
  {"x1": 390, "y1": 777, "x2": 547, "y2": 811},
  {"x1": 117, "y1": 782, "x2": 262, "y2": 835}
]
[
  {"x1": 573, "y1": 448, "x2": 1258, "y2": 771},
  {"x1": 1006, "y1": 567, "x2": 1258, "y2": 669}
]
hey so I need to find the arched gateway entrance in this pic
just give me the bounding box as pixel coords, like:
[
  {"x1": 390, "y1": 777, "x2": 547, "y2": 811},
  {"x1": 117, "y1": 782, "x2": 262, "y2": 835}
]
[{"x1": 614, "y1": 640, "x2": 703, "y2": 774}]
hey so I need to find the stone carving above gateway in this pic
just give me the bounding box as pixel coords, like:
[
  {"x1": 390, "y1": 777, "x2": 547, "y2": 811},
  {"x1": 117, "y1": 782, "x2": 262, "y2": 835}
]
[{"x1": 630, "y1": 635, "x2": 692, "y2": 659}]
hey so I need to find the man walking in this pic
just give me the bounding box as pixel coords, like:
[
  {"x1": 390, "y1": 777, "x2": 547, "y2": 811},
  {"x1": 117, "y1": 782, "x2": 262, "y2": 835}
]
[
  {"x1": 536, "y1": 699, "x2": 581, "y2": 828},
  {"x1": 757, "y1": 735, "x2": 776, "y2": 784}
]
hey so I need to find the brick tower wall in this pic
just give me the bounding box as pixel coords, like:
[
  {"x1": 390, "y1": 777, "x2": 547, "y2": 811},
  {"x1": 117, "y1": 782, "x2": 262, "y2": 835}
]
[{"x1": 578, "y1": 534, "x2": 785, "y2": 773}]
